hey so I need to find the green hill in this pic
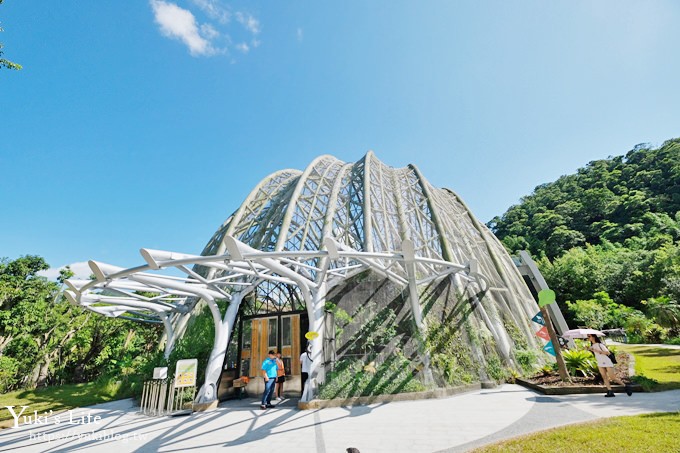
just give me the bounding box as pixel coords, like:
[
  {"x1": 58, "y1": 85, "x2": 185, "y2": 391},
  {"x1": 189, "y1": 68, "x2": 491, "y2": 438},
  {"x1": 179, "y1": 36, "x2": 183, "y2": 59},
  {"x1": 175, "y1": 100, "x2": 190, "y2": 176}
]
[
  {"x1": 489, "y1": 138, "x2": 680, "y2": 259},
  {"x1": 489, "y1": 139, "x2": 680, "y2": 342}
]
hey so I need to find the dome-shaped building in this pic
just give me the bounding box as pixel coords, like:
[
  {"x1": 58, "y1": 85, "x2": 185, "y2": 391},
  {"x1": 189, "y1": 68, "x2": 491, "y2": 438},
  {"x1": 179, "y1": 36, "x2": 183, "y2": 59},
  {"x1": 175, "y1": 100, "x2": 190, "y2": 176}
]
[
  {"x1": 66, "y1": 152, "x2": 547, "y2": 405},
  {"x1": 197, "y1": 152, "x2": 545, "y2": 399}
]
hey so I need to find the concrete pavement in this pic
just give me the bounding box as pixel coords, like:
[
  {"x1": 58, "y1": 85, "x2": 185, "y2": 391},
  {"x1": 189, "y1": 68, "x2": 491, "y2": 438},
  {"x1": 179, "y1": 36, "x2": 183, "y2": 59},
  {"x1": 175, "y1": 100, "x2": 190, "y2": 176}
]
[{"x1": 1, "y1": 384, "x2": 678, "y2": 453}]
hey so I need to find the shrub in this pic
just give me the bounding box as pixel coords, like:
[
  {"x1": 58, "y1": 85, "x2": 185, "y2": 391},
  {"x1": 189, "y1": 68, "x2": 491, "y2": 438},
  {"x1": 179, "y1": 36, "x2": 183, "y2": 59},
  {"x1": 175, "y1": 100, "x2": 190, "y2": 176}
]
[
  {"x1": 514, "y1": 348, "x2": 539, "y2": 375},
  {"x1": 643, "y1": 324, "x2": 668, "y2": 343},
  {"x1": 486, "y1": 355, "x2": 506, "y2": 382},
  {"x1": 318, "y1": 354, "x2": 426, "y2": 399},
  {"x1": 625, "y1": 313, "x2": 652, "y2": 343},
  {"x1": 665, "y1": 336, "x2": 680, "y2": 345},
  {"x1": 503, "y1": 319, "x2": 528, "y2": 349},
  {"x1": 562, "y1": 350, "x2": 597, "y2": 377},
  {"x1": 632, "y1": 374, "x2": 659, "y2": 392},
  {"x1": 505, "y1": 368, "x2": 520, "y2": 383},
  {"x1": 0, "y1": 356, "x2": 19, "y2": 393},
  {"x1": 566, "y1": 298, "x2": 608, "y2": 329},
  {"x1": 426, "y1": 319, "x2": 479, "y2": 385}
]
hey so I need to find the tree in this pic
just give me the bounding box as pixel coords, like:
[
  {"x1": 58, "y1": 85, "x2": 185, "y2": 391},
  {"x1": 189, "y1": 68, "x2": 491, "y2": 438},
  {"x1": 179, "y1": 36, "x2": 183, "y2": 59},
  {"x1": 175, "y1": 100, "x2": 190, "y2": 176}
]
[
  {"x1": 0, "y1": 0, "x2": 22, "y2": 70},
  {"x1": 490, "y1": 139, "x2": 680, "y2": 259},
  {"x1": 644, "y1": 297, "x2": 680, "y2": 335},
  {"x1": 0, "y1": 255, "x2": 162, "y2": 390}
]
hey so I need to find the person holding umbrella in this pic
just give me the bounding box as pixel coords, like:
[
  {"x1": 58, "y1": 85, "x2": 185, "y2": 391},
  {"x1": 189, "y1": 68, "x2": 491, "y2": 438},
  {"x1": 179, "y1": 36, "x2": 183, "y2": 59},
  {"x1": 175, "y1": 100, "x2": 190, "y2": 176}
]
[{"x1": 586, "y1": 333, "x2": 632, "y2": 397}]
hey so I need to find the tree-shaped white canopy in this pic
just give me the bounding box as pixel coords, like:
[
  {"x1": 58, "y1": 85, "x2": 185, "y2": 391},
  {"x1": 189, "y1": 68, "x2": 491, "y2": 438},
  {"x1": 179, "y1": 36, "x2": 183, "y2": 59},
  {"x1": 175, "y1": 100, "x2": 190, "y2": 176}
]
[{"x1": 65, "y1": 152, "x2": 540, "y2": 404}]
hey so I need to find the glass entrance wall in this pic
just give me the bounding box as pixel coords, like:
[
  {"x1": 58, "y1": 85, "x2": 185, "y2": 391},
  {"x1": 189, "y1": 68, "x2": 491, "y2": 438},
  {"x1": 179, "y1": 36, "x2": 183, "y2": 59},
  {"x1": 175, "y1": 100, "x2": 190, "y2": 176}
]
[
  {"x1": 281, "y1": 316, "x2": 292, "y2": 374},
  {"x1": 240, "y1": 281, "x2": 306, "y2": 316},
  {"x1": 239, "y1": 319, "x2": 252, "y2": 377},
  {"x1": 238, "y1": 312, "x2": 305, "y2": 379}
]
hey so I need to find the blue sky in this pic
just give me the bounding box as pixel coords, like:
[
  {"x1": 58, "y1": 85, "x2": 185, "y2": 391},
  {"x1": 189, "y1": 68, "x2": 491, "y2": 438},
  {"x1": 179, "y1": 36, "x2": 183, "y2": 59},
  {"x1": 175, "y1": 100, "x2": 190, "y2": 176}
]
[{"x1": 1, "y1": 1, "x2": 679, "y2": 278}]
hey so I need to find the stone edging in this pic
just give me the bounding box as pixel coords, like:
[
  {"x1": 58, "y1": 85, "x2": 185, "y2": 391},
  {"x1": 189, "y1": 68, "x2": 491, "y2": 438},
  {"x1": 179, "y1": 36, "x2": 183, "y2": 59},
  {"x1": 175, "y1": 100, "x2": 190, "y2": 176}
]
[
  {"x1": 626, "y1": 350, "x2": 637, "y2": 378},
  {"x1": 297, "y1": 383, "x2": 483, "y2": 410},
  {"x1": 515, "y1": 378, "x2": 643, "y2": 395},
  {"x1": 514, "y1": 350, "x2": 642, "y2": 395}
]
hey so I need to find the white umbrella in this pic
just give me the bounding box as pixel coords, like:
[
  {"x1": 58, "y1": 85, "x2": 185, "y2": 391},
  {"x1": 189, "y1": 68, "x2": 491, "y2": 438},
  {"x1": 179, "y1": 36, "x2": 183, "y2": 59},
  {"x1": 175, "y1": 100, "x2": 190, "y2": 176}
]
[{"x1": 561, "y1": 328, "x2": 605, "y2": 339}]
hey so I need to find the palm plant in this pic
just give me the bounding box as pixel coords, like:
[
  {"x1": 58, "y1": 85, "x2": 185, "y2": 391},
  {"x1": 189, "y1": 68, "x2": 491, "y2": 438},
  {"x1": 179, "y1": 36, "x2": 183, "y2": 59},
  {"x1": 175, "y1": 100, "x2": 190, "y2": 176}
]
[
  {"x1": 644, "y1": 297, "x2": 680, "y2": 335},
  {"x1": 562, "y1": 350, "x2": 597, "y2": 377}
]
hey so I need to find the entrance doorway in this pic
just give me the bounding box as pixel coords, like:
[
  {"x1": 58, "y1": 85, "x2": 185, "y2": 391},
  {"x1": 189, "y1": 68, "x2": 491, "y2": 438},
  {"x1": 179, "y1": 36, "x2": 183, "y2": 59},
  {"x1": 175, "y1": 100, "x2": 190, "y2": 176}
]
[{"x1": 238, "y1": 311, "x2": 308, "y2": 394}]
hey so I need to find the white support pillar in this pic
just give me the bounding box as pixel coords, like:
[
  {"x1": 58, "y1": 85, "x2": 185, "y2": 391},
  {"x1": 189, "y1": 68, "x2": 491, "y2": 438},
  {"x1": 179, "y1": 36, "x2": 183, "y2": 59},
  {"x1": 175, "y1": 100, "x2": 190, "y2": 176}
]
[
  {"x1": 401, "y1": 239, "x2": 434, "y2": 385},
  {"x1": 196, "y1": 292, "x2": 244, "y2": 404},
  {"x1": 161, "y1": 314, "x2": 176, "y2": 359},
  {"x1": 302, "y1": 281, "x2": 328, "y2": 402}
]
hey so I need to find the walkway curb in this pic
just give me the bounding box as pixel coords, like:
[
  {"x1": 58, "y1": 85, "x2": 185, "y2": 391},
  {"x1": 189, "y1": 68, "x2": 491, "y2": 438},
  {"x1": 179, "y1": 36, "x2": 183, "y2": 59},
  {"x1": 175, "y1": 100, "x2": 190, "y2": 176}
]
[
  {"x1": 298, "y1": 383, "x2": 482, "y2": 409},
  {"x1": 515, "y1": 378, "x2": 642, "y2": 395}
]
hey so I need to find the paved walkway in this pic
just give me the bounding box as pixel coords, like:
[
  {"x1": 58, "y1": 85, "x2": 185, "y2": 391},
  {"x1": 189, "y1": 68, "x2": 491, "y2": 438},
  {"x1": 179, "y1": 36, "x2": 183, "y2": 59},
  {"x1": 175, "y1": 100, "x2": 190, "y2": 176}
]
[
  {"x1": 1, "y1": 385, "x2": 678, "y2": 453},
  {"x1": 609, "y1": 342, "x2": 680, "y2": 350}
]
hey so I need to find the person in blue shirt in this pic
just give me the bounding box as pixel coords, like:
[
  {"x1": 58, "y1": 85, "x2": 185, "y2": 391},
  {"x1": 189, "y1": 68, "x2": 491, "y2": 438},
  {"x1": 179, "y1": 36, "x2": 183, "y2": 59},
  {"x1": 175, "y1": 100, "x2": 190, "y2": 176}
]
[{"x1": 261, "y1": 350, "x2": 278, "y2": 409}]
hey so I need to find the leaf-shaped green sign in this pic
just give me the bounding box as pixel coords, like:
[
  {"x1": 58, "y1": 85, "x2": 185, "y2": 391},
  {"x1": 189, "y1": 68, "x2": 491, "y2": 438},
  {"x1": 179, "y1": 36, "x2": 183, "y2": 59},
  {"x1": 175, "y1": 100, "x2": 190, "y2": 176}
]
[{"x1": 538, "y1": 289, "x2": 556, "y2": 307}]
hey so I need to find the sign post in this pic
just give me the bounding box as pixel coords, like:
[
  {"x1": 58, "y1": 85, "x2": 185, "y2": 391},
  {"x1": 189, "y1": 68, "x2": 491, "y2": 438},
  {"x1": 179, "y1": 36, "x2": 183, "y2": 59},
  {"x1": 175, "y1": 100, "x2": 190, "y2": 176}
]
[
  {"x1": 538, "y1": 289, "x2": 571, "y2": 382},
  {"x1": 175, "y1": 359, "x2": 198, "y2": 388}
]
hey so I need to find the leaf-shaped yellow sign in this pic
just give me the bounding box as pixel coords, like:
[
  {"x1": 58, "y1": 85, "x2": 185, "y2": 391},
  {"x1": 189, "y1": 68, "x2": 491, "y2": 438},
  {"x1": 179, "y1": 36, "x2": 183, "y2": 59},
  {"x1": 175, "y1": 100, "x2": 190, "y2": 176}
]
[{"x1": 305, "y1": 331, "x2": 319, "y2": 340}]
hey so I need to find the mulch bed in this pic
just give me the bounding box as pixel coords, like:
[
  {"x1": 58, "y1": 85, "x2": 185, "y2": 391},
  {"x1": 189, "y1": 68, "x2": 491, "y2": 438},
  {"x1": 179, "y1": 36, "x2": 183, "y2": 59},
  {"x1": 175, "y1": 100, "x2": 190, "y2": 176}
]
[{"x1": 524, "y1": 351, "x2": 633, "y2": 388}]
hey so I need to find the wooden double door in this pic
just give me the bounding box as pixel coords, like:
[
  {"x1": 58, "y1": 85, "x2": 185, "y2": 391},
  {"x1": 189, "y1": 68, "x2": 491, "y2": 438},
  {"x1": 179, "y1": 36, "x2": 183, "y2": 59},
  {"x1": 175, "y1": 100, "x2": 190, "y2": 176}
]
[{"x1": 239, "y1": 312, "x2": 308, "y2": 379}]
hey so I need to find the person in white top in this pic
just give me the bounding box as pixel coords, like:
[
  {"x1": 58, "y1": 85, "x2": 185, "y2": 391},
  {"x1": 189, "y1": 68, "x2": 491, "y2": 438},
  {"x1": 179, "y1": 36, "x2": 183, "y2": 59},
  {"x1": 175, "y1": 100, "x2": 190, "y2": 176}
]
[
  {"x1": 300, "y1": 344, "x2": 312, "y2": 394},
  {"x1": 587, "y1": 333, "x2": 631, "y2": 397}
]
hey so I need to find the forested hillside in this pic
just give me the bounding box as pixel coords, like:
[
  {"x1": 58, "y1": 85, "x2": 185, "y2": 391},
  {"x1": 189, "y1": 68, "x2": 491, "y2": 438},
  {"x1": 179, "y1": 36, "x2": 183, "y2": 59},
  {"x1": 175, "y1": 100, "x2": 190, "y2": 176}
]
[
  {"x1": 489, "y1": 139, "x2": 680, "y2": 259},
  {"x1": 489, "y1": 139, "x2": 680, "y2": 343}
]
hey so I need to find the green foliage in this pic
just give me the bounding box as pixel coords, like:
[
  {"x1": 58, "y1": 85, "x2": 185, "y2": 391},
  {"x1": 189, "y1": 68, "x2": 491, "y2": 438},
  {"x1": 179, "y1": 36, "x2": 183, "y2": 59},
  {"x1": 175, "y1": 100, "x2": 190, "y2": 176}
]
[
  {"x1": 538, "y1": 363, "x2": 557, "y2": 375},
  {"x1": 360, "y1": 307, "x2": 397, "y2": 353},
  {"x1": 666, "y1": 336, "x2": 680, "y2": 345},
  {"x1": 566, "y1": 298, "x2": 608, "y2": 329},
  {"x1": 325, "y1": 301, "x2": 354, "y2": 337},
  {"x1": 318, "y1": 353, "x2": 426, "y2": 399},
  {"x1": 489, "y1": 139, "x2": 680, "y2": 345},
  {"x1": 564, "y1": 291, "x2": 645, "y2": 331},
  {"x1": 426, "y1": 319, "x2": 478, "y2": 385},
  {"x1": 623, "y1": 313, "x2": 668, "y2": 344},
  {"x1": 485, "y1": 355, "x2": 506, "y2": 382},
  {"x1": 643, "y1": 297, "x2": 680, "y2": 332},
  {"x1": 561, "y1": 349, "x2": 598, "y2": 377},
  {"x1": 490, "y1": 139, "x2": 680, "y2": 260},
  {"x1": 513, "y1": 348, "x2": 539, "y2": 375},
  {"x1": 0, "y1": 255, "x2": 162, "y2": 393},
  {"x1": 165, "y1": 304, "x2": 216, "y2": 385},
  {"x1": 0, "y1": 356, "x2": 19, "y2": 392},
  {"x1": 505, "y1": 367, "x2": 521, "y2": 383},
  {"x1": 503, "y1": 319, "x2": 528, "y2": 349},
  {"x1": 631, "y1": 374, "x2": 660, "y2": 392},
  {"x1": 0, "y1": 0, "x2": 22, "y2": 70}
]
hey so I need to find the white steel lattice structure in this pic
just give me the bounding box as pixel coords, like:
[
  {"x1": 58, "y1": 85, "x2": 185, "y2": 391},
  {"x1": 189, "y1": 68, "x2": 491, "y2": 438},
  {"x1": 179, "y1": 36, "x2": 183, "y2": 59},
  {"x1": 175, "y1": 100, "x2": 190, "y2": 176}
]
[{"x1": 65, "y1": 152, "x2": 543, "y2": 405}]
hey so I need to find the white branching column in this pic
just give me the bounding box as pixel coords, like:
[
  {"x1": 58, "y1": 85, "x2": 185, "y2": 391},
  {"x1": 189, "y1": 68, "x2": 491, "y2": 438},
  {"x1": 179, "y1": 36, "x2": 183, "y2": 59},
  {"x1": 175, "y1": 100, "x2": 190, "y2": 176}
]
[
  {"x1": 401, "y1": 239, "x2": 434, "y2": 385},
  {"x1": 196, "y1": 292, "x2": 243, "y2": 403},
  {"x1": 302, "y1": 282, "x2": 328, "y2": 402}
]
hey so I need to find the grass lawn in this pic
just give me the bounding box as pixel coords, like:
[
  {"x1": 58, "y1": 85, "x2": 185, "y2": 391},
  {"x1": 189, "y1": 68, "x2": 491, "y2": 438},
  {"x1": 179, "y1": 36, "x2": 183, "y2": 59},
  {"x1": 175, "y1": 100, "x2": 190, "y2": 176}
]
[
  {"x1": 0, "y1": 380, "x2": 132, "y2": 426},
  {"x1": 473, "y1": 412, "x2": 680, "y2": 453},
  {"x1": 617, "y1": 345, "x2": 680, "y2": 391}
]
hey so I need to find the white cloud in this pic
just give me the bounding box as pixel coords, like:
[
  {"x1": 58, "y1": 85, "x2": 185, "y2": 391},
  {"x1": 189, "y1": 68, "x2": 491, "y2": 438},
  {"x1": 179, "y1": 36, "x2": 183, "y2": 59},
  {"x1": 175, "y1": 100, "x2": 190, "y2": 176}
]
[
  {"x1": 149, "y1": 0, "x2": 261, "y2": 60},
  {"x1": 201, "y1": 23, "x2": 220, "y2": 40},
  {"x1": 191, "y1": 0, "x2": 231, "y2": 24},
  {"x1": 235, "y1": 11, "x2": 260, "y2": 35},
  {"x1": 150, "y1": 0, "x2": 217, "y2": 56},
  {"x1": 38, "y1": 261, "x2": 93, "y2": 281}
]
